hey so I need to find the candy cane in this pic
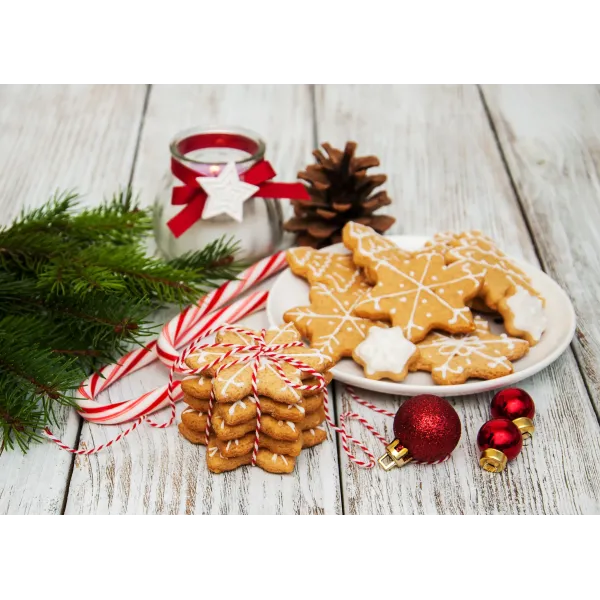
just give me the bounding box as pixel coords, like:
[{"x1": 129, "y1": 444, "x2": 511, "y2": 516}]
[
  {"x1": 156, "y1": 252, "x2": 287, "y2": 367},
  {"x1": 44, "y1": 293, "x2": 269, "y2": 454},
  {"x1": 78, "y1": 252, "x2": 287, "y2": 403},
  {"x1": 76, "y1": 292, "x2": 268, "y2": 425}
]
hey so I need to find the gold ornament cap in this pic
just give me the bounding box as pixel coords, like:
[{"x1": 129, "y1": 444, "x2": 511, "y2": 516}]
[
  {"x1": 479, "y1": 448, "x2": 508, "y2": 473},
  {"x1": 378, "y1": 439, "x2": 413, "y2": 471},
  {"x1": 512, "y1": 417, "x2": 535, "y2": 441}
]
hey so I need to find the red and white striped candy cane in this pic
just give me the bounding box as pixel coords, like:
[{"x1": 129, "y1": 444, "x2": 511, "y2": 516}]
[
  {"x1": 76, "y1": 292, "x2": 267, "y2": 424},
  {"x1": 75, "y1": 252, "x2": 287, "y2": 406},
  {"x1": 44, "y1": 293, "x2": 268, "y2": 454},
  {"x1": 156, "y1": 251, "x2": 287, "y2": 367}
]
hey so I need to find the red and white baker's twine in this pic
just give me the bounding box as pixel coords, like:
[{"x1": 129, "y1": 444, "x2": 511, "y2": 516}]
[
  {"x1": 44, "y1": 250, "x2": 448, "y2": 467},
  {"x1": 173, "y1": 325, "x2": 326, "y2": 465},
  {"x1": 44, "y1": 253, "x2": 287, "y2": 454}
]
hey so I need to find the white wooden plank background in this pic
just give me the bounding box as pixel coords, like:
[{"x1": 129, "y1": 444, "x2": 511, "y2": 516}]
[
  {"x1": 64, "y1": 85, "x2": 342, "y2": 514},
  {"x1": 1, "y1": 84, "x2": 599, "y2": 514},
  {"x1": 0, "y1": 85, "x2": 147, "y2": 514},
  {"x1": 316, "y1": 84, "x2": 600, "y2": 514},
  {"x1": 481, "y1": 85, "x2": 600, "y2": 414}
]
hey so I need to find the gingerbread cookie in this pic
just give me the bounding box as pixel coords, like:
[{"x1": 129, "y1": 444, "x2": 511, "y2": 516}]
[
  {"x1": 181, "y1": 408, "x2": 208, "y2": 435},
  {"x1": 498, "y1": 285, "x2": 548, "y2": 345},
  {"x1": 286, "y1": 248, "x2": 369, "y2": 295},
  {"x1": 352, "y1": 251, "x2": 485, "y2": 343},
  {"x1": 206, "y1": 436, "x2": 296, "y2": 474},
  {"x1": 352, "y1": 326, "x2": 419, "y2": 381},
  {"x1": 178, "y1": 421, "x2": 207, "y2": 445},
  {"x1": 213, "y1": 393, "x2": 323, "y2": 427},
  {"x1": 284, "y1": 282, "x2": 387, "y2": 363},
  {"x1": 442, "y1": 231, "x2": 546, "y2": 344},
  {"x1": 181, "y1": 393, "x2": 210, "y2": 412},
  {"x1": 415, "y1": 318, "x2": 530, "y2": 385},
  {"x1": 301, "y1": 427, "x2": 328, "y2": 448},
  {"x1": 216, "y1": 431, "x2": 304, "y2": 458},
  {"x1": 185, "y1": 323, "x2": 331, "y2": 404},
  {"x1": 212, "y1": 413, "x2": 301, "y2": 442},
  {"x1": 181, "y1": 372, "x2": 332, "y2": 402},
  {"x1": 343, "y1": 222, "x2": 447, "y2": 282}
]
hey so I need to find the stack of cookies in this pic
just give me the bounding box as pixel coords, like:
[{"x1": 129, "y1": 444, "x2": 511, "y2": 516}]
[
  {"x1": 178, "y1": 323, "x2": 332, "y2": 474},
  {"x1": 284, "y1": 222, "x2": 547, "y2": 385}
]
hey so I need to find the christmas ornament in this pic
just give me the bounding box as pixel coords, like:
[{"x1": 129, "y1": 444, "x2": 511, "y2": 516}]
[
  {"x1": 155, "y1": 127, "x2": 309, "y2": 262},
  {"x1": 284, "y1": 141, "x2": 395, "y2": 248},
  {"x1": 477, "y1": 418, "x2": 523, "y2": 473},
  {"x1": 378, "y1": 395, "x2": 462, "y2": 470},
  {"x1": 491, "y1": 387, "x2": 535, "y2": 441}
]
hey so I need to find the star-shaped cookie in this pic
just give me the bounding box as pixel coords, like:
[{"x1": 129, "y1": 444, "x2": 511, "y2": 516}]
[
  {"x1": 352, "y1": 326, "x2": 419, "y2": 381},
  {"x1": 444, "y1": 231, "x2": 539, "y2": 309},
  {"x1": 286, "y1": 248, "x2": 369, "y2": 295},
  {"x1": 342, "y1": 222, "x2": 447, "y2": 282},
  {"x1": 415, "y1": 318, "x2": 530, "y2": 385},
  {"x1": 185, "y1": 323, "x2": 331, "y2": 403},
  {"x1": 283, "y1": 282, "x2": 387, "y2": 363},
  {"x1": 353, "y1": 252, "x2": 486, "y2": 343}
]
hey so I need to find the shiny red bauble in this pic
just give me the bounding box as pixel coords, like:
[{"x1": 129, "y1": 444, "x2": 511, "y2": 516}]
[
  {"x1": 491, "y1": 388, "x2": 535, "y2": 421},
  {"x1": 477, "y1": 418, "x2": 523, "y2": 461},
  {"x1": 393, "y1": 395, "x2": 461, "y2": 463}
]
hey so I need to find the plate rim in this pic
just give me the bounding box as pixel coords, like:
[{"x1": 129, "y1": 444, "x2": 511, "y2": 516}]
[{"x1": 266, "y1": 236, "x2": 576, "y2": 397}]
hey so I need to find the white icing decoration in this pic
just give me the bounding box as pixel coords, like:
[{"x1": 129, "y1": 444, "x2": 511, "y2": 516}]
[
  {"x1": 418, "y1": 321, "x2": 527, "y2": 379},
  {"x1": 288, "y1": 250, "x2": 366, "y2": 293},
  {"x1": 354, "y1": 326, "x2": 417, "y2": 377},
  {"x1": 505, "y1": 286, "x2": 547, "y2": 342},
  {"x1": 285, "y1": 282, "x2": 378, "y2": 359},
  {"x1": 348, "y1": 225, "x2": 483, "y2": 340}
]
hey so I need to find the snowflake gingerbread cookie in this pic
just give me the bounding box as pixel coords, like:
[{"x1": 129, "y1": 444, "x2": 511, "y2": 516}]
[
  {"x1": 351, "y1": 251, "x2": 486, "y2": 343},
  {"x1": 343, "y1": 222, "x2": 448, "y2": 283},
  {"x1": 286, "y1": 248, "x2": 369, "y2": 295},
  {"x1": 415, "y1": 318, "x2": 530, "y2": 385},
  {"x1": 352, "y1": 326, "x2": 419, "y2": 381},
  {"x1": 283, "y1": 282, "x2": 387, "y2": 363},
  {"x1": 442, "y1": 231, "x2": 547, "y2": 344},
  {"x1": 185, "y1": 323, "x2": 332, "y2": 404}
]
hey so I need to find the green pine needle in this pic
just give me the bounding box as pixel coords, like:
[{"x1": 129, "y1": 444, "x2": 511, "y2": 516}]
[{"x1": 0, "y1": 189, "x2": 242, "y2": 452}]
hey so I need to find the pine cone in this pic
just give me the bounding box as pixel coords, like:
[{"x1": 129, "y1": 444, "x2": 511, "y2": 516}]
[{"x1": 284, "y1": 141, "x2": 395, "y2": 248}]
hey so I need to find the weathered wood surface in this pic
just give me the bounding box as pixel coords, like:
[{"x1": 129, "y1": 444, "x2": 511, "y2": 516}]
[
  {"x1": 315, "y1": 84, "x2": 600, "y2": 514},
  {"x1": 0, "y1": 84, "x2": 147, "y2": 514},
  {"x1": 481, "y1": 85, "x2": 600, "y2": 416},
  {"x1": 2, "y1": 84, "x2": 599, "y2": 514},
  {"x1": 65, "y1": 85, "x2": 342, "y2": 514}
]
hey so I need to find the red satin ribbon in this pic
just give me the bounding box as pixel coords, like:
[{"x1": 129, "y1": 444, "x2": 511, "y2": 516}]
[{"x1": 167, "y1": 134, "x2": 309, "y2": 238}]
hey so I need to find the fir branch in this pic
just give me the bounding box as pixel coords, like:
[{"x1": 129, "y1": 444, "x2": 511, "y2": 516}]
[{"x1": 0, "y1": 189, "x2": 242, "y2": 452}]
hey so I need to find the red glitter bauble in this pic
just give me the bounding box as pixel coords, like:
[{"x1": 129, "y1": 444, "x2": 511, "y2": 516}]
[
  {"x1": 491, "y1": 388, "x2": 535, "y2": 421},
  {"x1": 393, "y1": 395, "x2": 461, "y2": 463},
  {"x1": 477, "y1": 418, "x2": 523, "y2": 461}
]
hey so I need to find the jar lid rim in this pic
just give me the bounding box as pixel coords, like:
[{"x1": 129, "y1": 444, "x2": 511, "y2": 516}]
[{"x1": 169, "y1": 126, "x2": 266, "y2": 166}]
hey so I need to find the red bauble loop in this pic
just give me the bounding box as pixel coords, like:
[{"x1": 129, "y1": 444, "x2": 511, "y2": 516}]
[
  {"x1": 491, "y1": 388, "x2": 535, "y2": 421},
  {"x1": 393, "y1": 395, "x2": 461, "y2": 463},
  {"x1": 477, "y1": 418, "x2": 523, "y2": 461}
]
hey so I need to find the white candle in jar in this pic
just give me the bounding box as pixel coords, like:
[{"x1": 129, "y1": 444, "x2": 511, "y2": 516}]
[{"x1": 154, "y1": 127, "x2": 283, "y2": 262}]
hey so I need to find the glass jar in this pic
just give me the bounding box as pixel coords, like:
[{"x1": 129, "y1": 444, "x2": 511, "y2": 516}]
[{"x1": 153, "y1": 126, "x2": 283, "y2": 262}]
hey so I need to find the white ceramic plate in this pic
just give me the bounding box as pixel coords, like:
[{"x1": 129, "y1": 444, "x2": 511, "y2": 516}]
[{"x1": 266, "y1": 236, "x2": 576, "y2": 397}]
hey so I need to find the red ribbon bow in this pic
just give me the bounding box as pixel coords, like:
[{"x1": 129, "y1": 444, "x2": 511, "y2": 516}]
[{"x1": 167, "y1": 157, "x2": 309, "y2": 238}]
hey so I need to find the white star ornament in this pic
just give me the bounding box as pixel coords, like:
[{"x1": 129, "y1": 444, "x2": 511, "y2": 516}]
[{"x1": 197, "y1": 162, "x2": 259, "y2": 223}]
